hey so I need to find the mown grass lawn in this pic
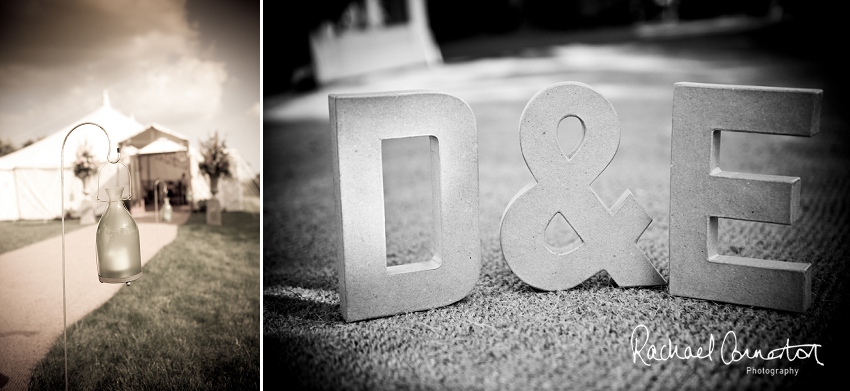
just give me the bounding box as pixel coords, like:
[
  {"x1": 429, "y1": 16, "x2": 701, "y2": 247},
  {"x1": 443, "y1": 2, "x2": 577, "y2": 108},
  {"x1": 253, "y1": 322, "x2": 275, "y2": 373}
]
[{"x1": 29, "y1": 212, "x2": 260, "y2": 391}]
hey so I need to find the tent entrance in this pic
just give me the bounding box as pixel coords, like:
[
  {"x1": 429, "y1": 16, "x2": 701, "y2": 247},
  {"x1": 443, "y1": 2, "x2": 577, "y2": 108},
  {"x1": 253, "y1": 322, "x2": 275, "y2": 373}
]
[{"x1": 135, "y1": 152, "x2": 192, "y2": 210}]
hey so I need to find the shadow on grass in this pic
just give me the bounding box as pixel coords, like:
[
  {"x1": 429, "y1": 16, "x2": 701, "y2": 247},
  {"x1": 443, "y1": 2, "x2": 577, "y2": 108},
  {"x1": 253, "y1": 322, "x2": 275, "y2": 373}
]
[{"x1": 264, "y1": 294, "x2": 341, "y2": 323}]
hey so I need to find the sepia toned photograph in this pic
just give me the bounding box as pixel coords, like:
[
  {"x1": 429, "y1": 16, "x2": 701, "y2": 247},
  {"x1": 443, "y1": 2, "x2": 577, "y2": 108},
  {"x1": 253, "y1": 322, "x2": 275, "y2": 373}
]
[{"x1": 0, "y1": 0, "x2": 260, "y2": 390}]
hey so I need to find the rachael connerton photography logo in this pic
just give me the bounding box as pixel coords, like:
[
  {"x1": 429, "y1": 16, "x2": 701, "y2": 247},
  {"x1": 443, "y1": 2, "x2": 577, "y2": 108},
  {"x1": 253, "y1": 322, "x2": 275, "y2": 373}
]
[
  {"x1": 746, "y1": 367, "x2": 801, "y2": 376},
  {"x1": 630, "y1": 324, "x2": 824, "y2": 369}
]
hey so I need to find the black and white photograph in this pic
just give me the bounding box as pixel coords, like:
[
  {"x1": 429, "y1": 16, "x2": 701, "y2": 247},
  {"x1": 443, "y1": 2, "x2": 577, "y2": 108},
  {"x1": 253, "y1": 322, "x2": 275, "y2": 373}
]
[{"x1": 264, "y1": 1, "x2": 850, "y2": 390}]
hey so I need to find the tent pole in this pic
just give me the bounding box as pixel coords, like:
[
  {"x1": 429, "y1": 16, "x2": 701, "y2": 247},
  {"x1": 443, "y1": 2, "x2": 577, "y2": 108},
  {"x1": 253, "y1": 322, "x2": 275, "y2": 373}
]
[{"x1": 13, "y1": 169, "x2": 22, "y2": 221}]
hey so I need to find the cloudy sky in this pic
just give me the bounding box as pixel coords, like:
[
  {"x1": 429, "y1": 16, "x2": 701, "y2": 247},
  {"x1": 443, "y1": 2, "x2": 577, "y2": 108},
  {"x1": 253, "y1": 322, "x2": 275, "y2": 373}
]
[{"x1": 0, "y1": 0, "x2": 261, "y2": 172}]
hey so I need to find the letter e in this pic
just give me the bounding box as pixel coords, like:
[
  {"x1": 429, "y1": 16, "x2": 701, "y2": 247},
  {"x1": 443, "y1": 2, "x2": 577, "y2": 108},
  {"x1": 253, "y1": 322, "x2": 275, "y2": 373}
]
[{"x1": 669, "y1": 82, "x2": 821, "y2": 312}]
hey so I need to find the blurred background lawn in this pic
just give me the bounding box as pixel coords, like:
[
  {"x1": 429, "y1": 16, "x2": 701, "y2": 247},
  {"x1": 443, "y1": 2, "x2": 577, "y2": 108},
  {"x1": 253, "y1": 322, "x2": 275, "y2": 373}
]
[{"x1": 0, "y1": 220, "x2": 85, "y2": 254}]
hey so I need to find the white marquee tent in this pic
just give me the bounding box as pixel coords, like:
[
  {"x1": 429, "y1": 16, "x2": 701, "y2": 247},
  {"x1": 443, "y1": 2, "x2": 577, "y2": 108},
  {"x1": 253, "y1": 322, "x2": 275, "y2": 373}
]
[
  {"x1": 0, "y1": 94, "x2": 258, "y2": 221},
  {"x1": 0, "y1": 96, "x2": 143, "y2": 221},
  {"x1": 122, "y1": 123, "x2": 257, "y2": 214}
]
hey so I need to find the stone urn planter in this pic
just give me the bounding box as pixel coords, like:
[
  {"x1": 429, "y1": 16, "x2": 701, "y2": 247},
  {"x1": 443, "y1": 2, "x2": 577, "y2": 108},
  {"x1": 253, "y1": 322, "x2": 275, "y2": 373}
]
[{"x1": 206, "y1": 174, "x2": 221, "y2": 226}]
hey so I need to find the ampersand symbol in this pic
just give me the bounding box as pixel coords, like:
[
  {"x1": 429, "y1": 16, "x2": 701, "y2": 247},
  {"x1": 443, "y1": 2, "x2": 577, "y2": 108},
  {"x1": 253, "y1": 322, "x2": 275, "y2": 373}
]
[{"x1": 499, "y1": 82, "x2": 665, "y2": 290}]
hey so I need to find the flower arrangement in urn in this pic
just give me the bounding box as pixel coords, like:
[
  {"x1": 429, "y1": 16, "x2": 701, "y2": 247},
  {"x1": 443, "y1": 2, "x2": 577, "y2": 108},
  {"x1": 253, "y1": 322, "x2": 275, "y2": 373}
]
[
  {"x1": 73, "y1": 141, "x2": 96, "y2": 194},
  {"x1": 198, "y1": 131, "x2": 232, "y2": 196}
]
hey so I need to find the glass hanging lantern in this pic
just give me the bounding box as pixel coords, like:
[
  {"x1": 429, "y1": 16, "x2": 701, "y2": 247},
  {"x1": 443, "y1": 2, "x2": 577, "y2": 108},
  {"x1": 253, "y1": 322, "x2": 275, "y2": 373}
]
[
  {"x1": 94, "y1": 162, "x2": 142, "y2": 284},
  {"x1": 60, "y1": 122, "x2": 144, "y2": 390},
  {"x1": 186, "y1": 189, "x2": 194, "y2": 212},
  {"x1": 162, "y1": 191, "x2": 173, "y2": 222}
]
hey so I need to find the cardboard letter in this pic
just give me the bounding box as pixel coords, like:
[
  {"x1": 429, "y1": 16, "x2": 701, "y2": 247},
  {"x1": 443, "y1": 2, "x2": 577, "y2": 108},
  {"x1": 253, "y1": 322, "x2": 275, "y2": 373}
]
[
  {"x1": 329, "y1": 91, "x2": 480, "y2": 322},
  {"x1": 500, "y1": 82, "x2": 665, "y2": 290},
  {"x1": 669, "y1": 82, "x2": 822, "y2": 312}
]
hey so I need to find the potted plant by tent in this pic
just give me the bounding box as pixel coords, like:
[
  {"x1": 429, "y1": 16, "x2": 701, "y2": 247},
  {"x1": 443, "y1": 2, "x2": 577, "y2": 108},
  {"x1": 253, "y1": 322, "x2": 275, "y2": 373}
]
[
  {"x1": 73, "y1": 142, "x2": 97, "y2": 224},
  {"x1": 198, "y1": 131, "x2": 232, "y2": 225}
]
